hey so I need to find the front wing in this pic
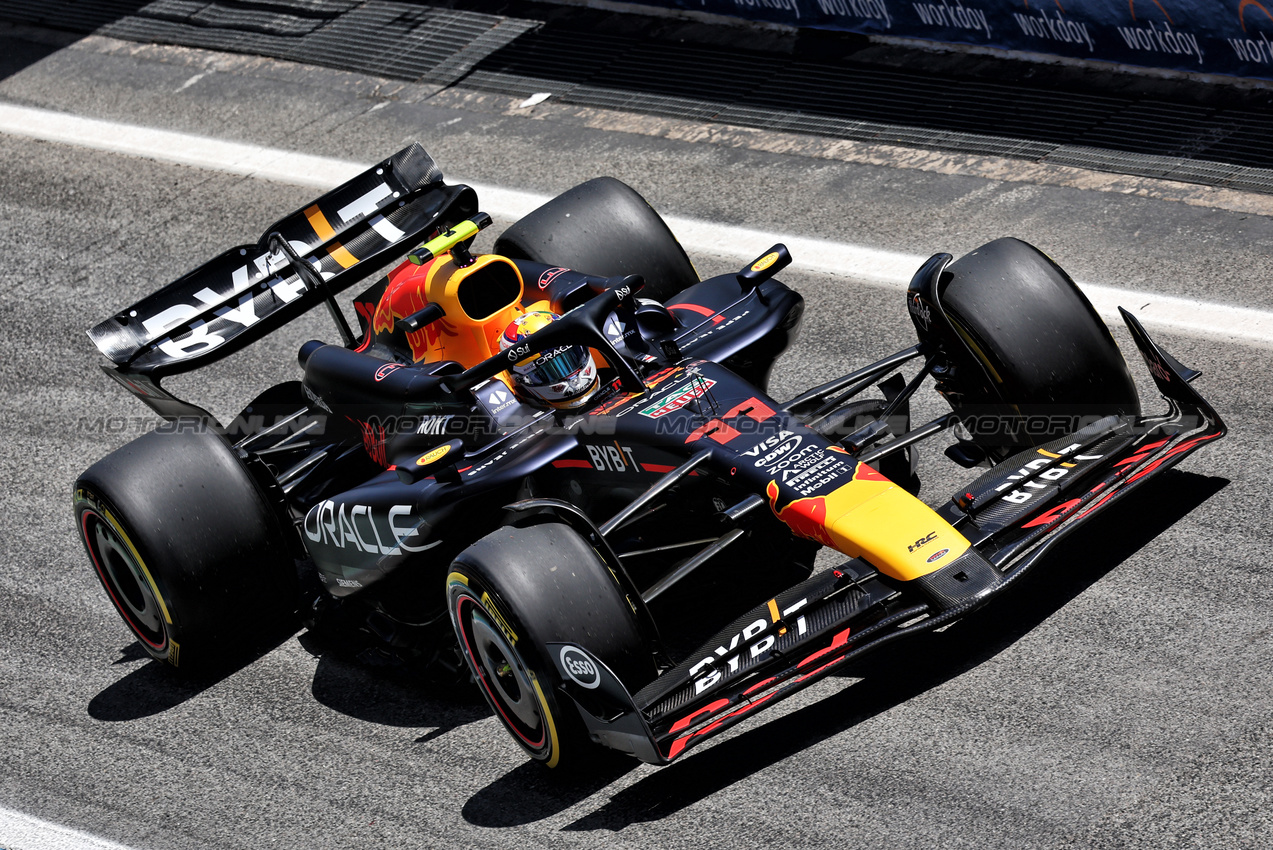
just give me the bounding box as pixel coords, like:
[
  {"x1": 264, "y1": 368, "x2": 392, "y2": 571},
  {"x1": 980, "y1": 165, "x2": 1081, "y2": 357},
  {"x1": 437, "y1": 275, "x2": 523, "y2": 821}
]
[{"x1": 546, "y1": 309, "x2": 1226, "y2": 764}]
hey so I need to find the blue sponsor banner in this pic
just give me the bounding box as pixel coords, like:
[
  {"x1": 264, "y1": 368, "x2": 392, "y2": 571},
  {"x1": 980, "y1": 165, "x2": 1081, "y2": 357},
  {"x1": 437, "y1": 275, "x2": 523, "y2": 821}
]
[{"x1": 635, "y1": 0, "x2": 1273, "y2": 81}]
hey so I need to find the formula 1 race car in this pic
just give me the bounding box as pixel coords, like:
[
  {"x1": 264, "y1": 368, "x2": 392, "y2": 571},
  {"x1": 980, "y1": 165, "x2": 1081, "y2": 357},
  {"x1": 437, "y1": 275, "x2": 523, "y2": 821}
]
[{"x1": 74, "y1": 144, "x2": 1225, "y2": 769}]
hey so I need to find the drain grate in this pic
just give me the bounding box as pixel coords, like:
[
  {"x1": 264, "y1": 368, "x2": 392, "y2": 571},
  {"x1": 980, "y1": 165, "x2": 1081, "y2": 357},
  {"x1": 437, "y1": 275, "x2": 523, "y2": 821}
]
[
  {"x1": 1191, "y1": 111, "x2": 1273, "y2": 170},
  {"x1": 459, "y1": 27, "x2": 629, "y2": 99},
  {"x1": 137, "y1": 0, "x2": 342, "y2": 37},
  {"x1": 0, "y1": 0, "x2": 154, "y2": 31},
  {"x1": 91, "y1": 0, "x2": 530, "y2": 87},
  {"x1": 461, "y1": 25, "x2": 1273, "y2": 194},
  {"x1": 284, "y1": 3, "x2": 507, "y2": 82},
  {"x1": 8, "y1": 0, "x2": 1273, "y2": 195}
]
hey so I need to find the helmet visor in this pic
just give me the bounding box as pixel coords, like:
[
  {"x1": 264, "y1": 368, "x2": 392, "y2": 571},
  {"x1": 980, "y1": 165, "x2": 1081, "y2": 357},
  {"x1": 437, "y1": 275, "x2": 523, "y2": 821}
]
[{"x1": 523, "y1": 346, "x2": 589, "y2": 387}]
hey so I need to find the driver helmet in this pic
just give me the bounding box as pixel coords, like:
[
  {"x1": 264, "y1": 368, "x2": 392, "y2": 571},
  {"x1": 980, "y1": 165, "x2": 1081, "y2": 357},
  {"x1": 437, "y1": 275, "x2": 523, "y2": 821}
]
[{"x1": 499, "y1": 311, "x2": 599, "y2": 409}]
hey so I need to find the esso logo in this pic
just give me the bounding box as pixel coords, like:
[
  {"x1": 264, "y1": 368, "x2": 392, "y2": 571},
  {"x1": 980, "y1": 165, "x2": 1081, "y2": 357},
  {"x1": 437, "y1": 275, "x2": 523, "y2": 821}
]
[
  {"x1": 926, "y1": 548, "x2": 950, "y2": 564},
  {"x1": 559, "y1": 646, "x2": 600, "y2": 689}
]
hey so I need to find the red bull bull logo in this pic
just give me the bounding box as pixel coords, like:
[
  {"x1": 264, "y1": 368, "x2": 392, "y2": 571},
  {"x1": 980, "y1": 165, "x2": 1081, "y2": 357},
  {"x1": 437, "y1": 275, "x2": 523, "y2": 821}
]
[
  {"x1": 372, "y1": 259, "x2": 460, "y2": 362},
  {"x1": 766, "y1": 480, "x2": 835, "y2": 547},
  {"x1": 766, "y1": 461, "x2": 971, "y2": 583}
]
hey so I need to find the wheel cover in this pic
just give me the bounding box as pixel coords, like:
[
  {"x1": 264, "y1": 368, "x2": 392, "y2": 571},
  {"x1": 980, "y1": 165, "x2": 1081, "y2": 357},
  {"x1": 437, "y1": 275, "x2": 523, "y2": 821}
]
[
  {"x1": 471, "y1": 613, "x2": 542, "y2": 732},
  {"x1": 454, "y1": 594, "x2": 550, "y2": 753},
  {"x1": 81, "y1": 509, "x2": 167, "y2": 650}
]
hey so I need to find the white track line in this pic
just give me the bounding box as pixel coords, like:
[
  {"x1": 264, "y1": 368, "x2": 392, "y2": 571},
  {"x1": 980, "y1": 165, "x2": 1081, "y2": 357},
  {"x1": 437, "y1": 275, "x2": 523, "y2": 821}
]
[
  {"x1": 2, "y1": 102, "x2": 1270, "y2": 347},
  {"x1": 0, "y1": 805, "x2": 139, "y2": 850},
  {"x1": 663, "y1": 219, "x2": 1273, "y2": 347}
]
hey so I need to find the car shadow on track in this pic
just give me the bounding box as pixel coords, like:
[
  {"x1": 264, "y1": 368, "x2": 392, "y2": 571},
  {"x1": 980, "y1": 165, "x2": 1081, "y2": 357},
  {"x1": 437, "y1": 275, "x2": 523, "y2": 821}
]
[
  {"x1": 88, "y1": 626, "x2": 492, "y2": 737},
  {"x1": 87, "y1": 629, "x2": 298, "y2": 722},
  {"x1": 306, "y1": 646, "x2": 490, "y2": 738},
  {"x1": 463, "y1": 752, "x2": 644, "y2": 828},
  {"x1": 462, "y1": 468, "x2": 1227, "y2": 829}
]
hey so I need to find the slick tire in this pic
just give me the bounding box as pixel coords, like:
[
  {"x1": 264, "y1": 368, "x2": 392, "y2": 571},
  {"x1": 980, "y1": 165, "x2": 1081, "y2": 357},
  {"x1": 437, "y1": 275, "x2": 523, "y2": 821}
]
[
  {"x1": 494, "y1": 177, "x2": 699, "y2": 303},
  {"x1": 74, "y1": 427, "x2": 298, "y2": 672},
  {"x1": 448, "y1": 522, "x2": 654, "y2": 770},
  {"x1": 939, "y1": 238, "x2": 1140, "y2": 452}
]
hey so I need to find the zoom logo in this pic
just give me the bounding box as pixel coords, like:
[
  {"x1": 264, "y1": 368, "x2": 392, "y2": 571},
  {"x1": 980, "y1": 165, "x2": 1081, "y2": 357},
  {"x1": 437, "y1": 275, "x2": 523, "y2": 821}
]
[{"x1": 559, "y1": 646, "x2": 600, "y2": 689}]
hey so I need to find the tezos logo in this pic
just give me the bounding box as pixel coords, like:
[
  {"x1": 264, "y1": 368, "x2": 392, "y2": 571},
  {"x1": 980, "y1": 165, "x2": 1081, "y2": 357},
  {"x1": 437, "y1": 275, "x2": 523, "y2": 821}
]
[{"x1": 559, "y1": 646, "x2": 600, "y2": 689}]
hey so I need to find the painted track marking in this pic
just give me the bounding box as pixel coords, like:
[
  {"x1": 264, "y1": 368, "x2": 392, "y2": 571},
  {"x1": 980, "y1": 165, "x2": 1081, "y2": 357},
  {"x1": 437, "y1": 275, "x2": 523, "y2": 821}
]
[
  {"x1": 1, "y1": 102, "x2": 1270, "y2": 347},
  {"x1": 0, "y1": 804, "x2": 139, "y2": 850}
]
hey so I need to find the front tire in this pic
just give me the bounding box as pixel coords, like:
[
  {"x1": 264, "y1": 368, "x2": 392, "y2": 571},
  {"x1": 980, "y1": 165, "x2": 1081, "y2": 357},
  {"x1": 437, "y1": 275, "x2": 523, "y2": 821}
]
[
  {"x1": 74, "y1": 427, "x2": 298, "y2": 671},
  {"x1": 448, "y1": 522, "x2": 654, "y2": 769},
  {"x1": 937, "y1": 238, "x2": 1140, "y2": 452}
]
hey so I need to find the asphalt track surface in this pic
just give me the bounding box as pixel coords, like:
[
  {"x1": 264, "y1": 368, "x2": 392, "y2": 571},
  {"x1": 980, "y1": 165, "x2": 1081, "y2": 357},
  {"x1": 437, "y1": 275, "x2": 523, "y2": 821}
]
[{"x1": 1, "y1": 21, "x2": 1271, "y2": 850}]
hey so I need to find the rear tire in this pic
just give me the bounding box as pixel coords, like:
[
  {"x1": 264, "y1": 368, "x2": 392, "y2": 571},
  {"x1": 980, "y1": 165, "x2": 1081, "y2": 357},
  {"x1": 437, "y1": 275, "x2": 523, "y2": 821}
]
[
  {"x1": 494, "y1": 177, "x2": 698, "y2": 303},
  {"x1": 938, "y1": 238, "x2": 1140, "y2": 452},
  {"x1": 448, "y1": 522, "x2": 654, "y2": 769},
  {"x1": 74, "y1": 427, "x2": 298, "y2": 671}
]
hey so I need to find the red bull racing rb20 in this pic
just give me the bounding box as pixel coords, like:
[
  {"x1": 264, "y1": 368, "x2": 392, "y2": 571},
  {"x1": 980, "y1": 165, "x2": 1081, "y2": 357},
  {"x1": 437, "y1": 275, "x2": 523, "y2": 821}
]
[{"x1": 74, "y1": 144, "x2": 1225, "y2": 769}]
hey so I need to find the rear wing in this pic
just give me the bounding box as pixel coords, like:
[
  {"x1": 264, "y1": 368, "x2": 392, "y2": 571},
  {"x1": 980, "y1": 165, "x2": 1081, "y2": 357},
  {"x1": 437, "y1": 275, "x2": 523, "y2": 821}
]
[{"x1": 87, "y1": 144, "x2": 477, "y2": 382}]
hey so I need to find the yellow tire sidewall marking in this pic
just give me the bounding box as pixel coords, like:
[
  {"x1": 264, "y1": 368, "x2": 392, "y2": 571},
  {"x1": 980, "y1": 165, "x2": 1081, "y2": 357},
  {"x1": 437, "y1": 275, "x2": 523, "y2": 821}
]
[{"x1": 100, "y1": 507, "x2": 173, "y2": 626}]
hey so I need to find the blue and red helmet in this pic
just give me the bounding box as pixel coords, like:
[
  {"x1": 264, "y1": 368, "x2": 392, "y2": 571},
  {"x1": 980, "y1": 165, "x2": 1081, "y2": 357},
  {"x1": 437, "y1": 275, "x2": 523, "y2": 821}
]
[{"x1": 499, "y1": 311, "x2": 599, "y2": 409}]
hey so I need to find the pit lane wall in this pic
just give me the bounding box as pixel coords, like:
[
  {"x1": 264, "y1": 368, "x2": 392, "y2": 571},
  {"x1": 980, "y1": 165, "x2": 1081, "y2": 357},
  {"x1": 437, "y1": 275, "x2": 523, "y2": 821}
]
[{"x1": 627, "y1": 0, "x2": 1273, "y2": 81}]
